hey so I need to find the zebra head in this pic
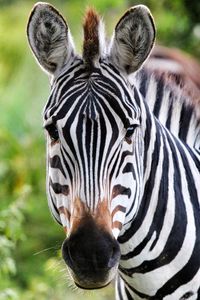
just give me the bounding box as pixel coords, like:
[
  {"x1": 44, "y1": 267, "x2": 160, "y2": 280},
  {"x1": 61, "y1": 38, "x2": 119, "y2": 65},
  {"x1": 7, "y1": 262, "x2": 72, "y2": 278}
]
[{"x1": 27, "y1": 3, "x2": 155, "y2": 290}]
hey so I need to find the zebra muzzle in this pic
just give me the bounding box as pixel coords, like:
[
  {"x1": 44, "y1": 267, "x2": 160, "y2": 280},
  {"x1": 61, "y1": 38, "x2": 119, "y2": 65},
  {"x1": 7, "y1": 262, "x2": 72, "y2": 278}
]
[{"x1": 61, "y1": 216, "x2": 120, "y2": 289}]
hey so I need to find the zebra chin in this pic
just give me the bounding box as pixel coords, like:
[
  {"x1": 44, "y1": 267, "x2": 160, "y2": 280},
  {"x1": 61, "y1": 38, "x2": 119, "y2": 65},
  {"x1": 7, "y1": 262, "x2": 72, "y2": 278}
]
[
  {"x1": 61, "y1": 215, "x2": 121, "y2": 290},
  {"x1": 67, "y1": 265, "x2": 119, "y2": 290}
]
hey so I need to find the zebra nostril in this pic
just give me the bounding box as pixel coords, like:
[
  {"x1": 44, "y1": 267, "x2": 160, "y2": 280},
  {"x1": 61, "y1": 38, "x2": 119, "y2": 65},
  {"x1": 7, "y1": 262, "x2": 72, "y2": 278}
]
[
  {"x1": 62, "y1": 239, "x2": 74, "y2": 269},
  {"x1": 108, "y1": 242, "x2": 120, "y2": 268}
]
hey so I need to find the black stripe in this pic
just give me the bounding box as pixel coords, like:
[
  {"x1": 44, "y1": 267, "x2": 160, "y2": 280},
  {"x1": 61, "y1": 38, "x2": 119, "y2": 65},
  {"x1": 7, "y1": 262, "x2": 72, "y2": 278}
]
[
  {"x1": 165, "y1": 93, "x2": 173, "y2": 129},
  {"x1": 123, "y1": 163, "x2": 136, "y2": 179},
  {"x1": 153, "y1": 77, "x2": 164, "y2": 118},
  {"x1": 49, "y1": 178, "x2": 69, "y2": 196},
  {"x1": 48, "y1": 188, "x2": 62, "y2": 225},
  {"x1": 92, "y1": 120, "x2": 98, "y2": 202},
  {"x1": 49, "y1": 155, "x2": 66, "y2": 178},
  {"x1": 143, "y1": 101, "x2": 153, "y2": 173},
  {"x1": 125, "y1": 287, "x2": 133, "y2": 300},
  {"x1": 76, "y1": 105, "x2": 89, "y2": 198},
  {"x1": 178, "y1": 103, "x2": 193, "y2": 142},
  {"x1": 112, "y1": 184, "x2": 131, "y2": 199},
  {"x1": 197, "y1": 287, "x2": 200, "y2": 299},
  {"x1": 138, "y1": 68, "x2": 149, "y2": 99},
  {"x1": 85, "y1": 117, "x2": 92, "y2": 202}
]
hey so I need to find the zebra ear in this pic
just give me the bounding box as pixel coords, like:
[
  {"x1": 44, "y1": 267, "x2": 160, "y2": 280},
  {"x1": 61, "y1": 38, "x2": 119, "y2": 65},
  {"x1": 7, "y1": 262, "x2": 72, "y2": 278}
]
[
  {"x1": 109, "y1": 5, "x2": 155, "y2": 74},
  {"x1": 27, "y1": 2, "x2": 75, "y2": 76}
]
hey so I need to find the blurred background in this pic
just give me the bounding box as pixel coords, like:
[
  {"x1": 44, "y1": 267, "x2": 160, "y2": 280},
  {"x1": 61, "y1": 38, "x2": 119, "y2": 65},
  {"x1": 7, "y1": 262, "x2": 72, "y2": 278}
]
[{"x1": 0, "y1": 0, "x2": 199, "y2": 299}]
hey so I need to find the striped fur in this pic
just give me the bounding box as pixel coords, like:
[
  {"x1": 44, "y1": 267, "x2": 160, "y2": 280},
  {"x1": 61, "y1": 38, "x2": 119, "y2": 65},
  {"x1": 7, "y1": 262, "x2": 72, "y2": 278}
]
[
  {"x1": 27, "y1": 3, "x2": 200, "y2": 299},
  {"x1": 132, "y1": 65, "x2": 200, "y2": 151}
]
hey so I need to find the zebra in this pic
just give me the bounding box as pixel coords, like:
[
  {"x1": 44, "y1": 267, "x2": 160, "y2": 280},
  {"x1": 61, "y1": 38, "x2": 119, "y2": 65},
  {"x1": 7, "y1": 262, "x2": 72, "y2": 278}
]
[{"x1": 27, "y1": 3, "x2": 200, "y2": 300}]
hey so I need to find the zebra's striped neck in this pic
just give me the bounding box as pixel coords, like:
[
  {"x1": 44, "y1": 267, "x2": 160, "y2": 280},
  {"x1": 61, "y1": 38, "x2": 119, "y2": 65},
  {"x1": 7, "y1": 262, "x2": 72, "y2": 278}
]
[
  {"x1": 118, "y1": 81, "x2": 200, "y2": 297},
  {"x1": 133, "y1": 67, "x2": 200, "y2": 151},
  {"x1": 122, "y1": 81, "x2": 200, "y2": 229}
]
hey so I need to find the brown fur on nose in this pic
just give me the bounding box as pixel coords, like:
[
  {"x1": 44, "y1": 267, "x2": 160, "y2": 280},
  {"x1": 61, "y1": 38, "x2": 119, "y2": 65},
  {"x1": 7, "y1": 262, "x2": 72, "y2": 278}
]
[
  {"x1": 83, "y1": 8, "x2": 100, "y2": 70},
  {"x1": 70, "y1": 198, "x2": 112, "y2": 235}
]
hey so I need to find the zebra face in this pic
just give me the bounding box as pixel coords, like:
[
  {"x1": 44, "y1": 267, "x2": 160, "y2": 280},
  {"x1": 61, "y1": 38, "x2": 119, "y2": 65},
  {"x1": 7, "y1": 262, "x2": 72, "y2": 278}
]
[
  {"x1": 43, "y1": 62, "x2": 143, "y2": 288},
  {"x1": 27, "y1": 3, "x2": 155, "y2": 290},
  {"x1": 44, "y1": 61, "x2": 142, "y2": 232}
]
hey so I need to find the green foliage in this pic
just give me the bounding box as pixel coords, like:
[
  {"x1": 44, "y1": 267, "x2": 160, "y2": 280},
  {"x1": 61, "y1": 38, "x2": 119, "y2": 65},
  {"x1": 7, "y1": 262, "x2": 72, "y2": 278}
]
[
  {"x1": 1, "y1": 0, "x2": 200, "y2": 299},
  {"x1": 0, "y1": 192, "x2": 27, "y2": 298}
]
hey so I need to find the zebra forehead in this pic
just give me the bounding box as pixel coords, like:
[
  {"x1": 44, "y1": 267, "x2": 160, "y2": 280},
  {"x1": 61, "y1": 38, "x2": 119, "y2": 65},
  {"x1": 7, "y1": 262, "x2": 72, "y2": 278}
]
[{"x1": 83, "y1": 8, "x2": 101, "y2": 69}]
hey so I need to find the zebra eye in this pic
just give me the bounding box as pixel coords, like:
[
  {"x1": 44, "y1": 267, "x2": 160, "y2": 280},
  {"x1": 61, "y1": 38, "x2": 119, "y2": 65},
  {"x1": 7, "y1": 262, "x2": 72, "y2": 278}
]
[
  {"x1": 45, "y1": 123, "x2": 59, "y2": 142},
  {"x1": 125, "y1": 125, "x2": 138, "y2": 138}
]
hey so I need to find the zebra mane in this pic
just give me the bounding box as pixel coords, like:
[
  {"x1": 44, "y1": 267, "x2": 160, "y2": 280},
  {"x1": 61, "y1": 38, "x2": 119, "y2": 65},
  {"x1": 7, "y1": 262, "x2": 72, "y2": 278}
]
[
  {"x1": 139, "y1": 65, "x2": 200, "y2": 120},
  {"x1": 133, "y1": 65, "x2": 200, "y2": 148},
  {"x1": 147, "y1": 46, "x2": 200, "y2": 112},
  {"x1": 83, "y1": 8, "x2": 103, "y2": 70},
  {"x1": 156, "y1": 70, "x2": 200, "y2": 113}
]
